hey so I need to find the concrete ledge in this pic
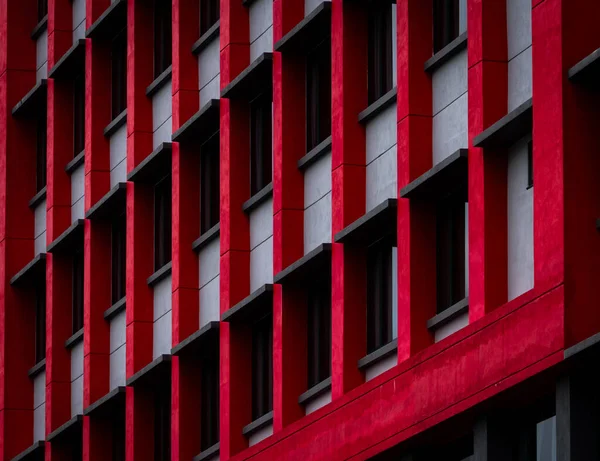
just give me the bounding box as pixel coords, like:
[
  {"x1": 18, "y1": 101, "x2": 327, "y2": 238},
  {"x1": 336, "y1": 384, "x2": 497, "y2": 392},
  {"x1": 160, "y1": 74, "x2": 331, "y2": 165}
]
[
  {"x1": 334, "y1": 199, "x2": 397, "y2": 246},
  {"x1": 172, "y1": 321, "x2": 220, "y2": 357},
  {"x1": 222, "y1": 285, "x2": 273, "y2": 324},
  {"x1": 47, "y1": 220, "x2": 85, "y2": 254},
  {"x1": 298, "y1": 377, "x2": 332, "y2": 405},
  {"x1": 48, "y1": 40, "x2": 86, "y2": 80},
  {"x1": 192, "y1": 223, "x2": 220, "y2": 253},
  {"x1": 28, "y1": 187, "x2": 47, "y2": 209},
  {"x1": 127, "y1": 143, "x2": 172, "y2": 184},
  {"x1": 12, "y1": 80, "x2": 47, "y2": 117},
  {"x1": 568, "y1": 47, "x2": 600, "y2": 84},
  {"x1": 274, "y1": 2, "x2": 331, "y2": 54},
  {"x1": 11, "y1": 440, "x2": 45, "y2": 461},
  {"x1": 65, "y1": 328, "x2": 84, "y2": 349},
  {"x1": 221, "y1": 53, "x2": 273, "y2": 100},
  {"x1": 86, "y1": 182, "x2": 127, "y2": 221},
  {"x1": 10, "y1": 253, "x2": 46, "y2": 287},
  {"x1": 243, "y1": 183, "x2": 273, "y2": 214},
  {"x1": 172, "y1": 99, "x2": 220, "y2": 145},
  {"x1": 358, "y1": 340, "x2": 397, "y2": 370},
  {"x1": 147, "y1": 262, "x2": 172, "y2": 287},
  {"x1": 86, "y1": 0, "x2": 126, "y2": 40},
  {"x1": 103, "y1": 109, "x2": 127, "y2": 137},
  {"x1": 273, "y1": 244, "x2": 332, "y2": 286},
  {"x1": 103, "y1": 297, "x2": 126, "y2": 321},
  {"x1": 473, "y1": 99, "x2": 532, "y2": 150},
  {"x1": 65, "y1": 150, "x2": 85, "y2": 174},
  {"x1": 426, "y1": 297, "x2": 469, "y2": 331},
  {"x1": 127, "y1": 354, "x2": 172, "y2": 387},
  {"x1": 297, "y1": 136, "x2": 332, "y2": 170},
  {"x1": 83, "y1": 386, "x2": 126, "y2": 417},
  {"x1": 193, "y1": 443, "x2": 220, "y2": 461},
  {"x1": 47, "y1": 415, "x2": 83, "y2": 443},
  {"x1": 31, "y1": 15, "x2": 48, "y2": 39},
  {"x1": 146, "y1": 66, "x2": 173, "y2": 97},
  {"x1": 358, "y1": 88, "x2": 397, "y2": 125},
  {"x1": 28, "y1": 359, "x2": 46, "y2": 379},
  {"x1": 192, "y1": 21, "x2": 220, "y2": 55},
  {"x1": 242, "y1": 411, "x2": 274, "y2": 437},
  {"x1": 424, "y1": 32, "x2": 467, "y2": 73}
]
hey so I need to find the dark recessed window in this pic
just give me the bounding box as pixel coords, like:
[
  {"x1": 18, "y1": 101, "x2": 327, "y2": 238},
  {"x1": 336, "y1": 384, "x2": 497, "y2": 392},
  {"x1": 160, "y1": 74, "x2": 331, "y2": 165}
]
[
  {"x1": 307, "y1": 278, "x2": 331, "y2": 388},
  {"x1": 200, "y1": 0, "x2": 219, "y2": 35},
  {"x1": 433, "y1": 0, "x2": 459, "y2": 53},
  {"x1": 368, "y1": 1, "x2": 394, "y2": 104},
  {"x1": 367, "y1": 237, "x2": 395, "y2": 353},
  {"x1": 111, "y1": 213, "x2": 126, "y2": 304},
  {"x1": 154, "y1": 381, "x2": 171, "y2": 461},
  {"x1": 154, "y1": 0, "x2": 172, "y2": 77},
  {"x1": 252, "y1": 313, "x2": 273, "y2": 421},
  {"x1": 38, "y1": 0, "x2": 47, "y2": 22},
  {"x1": 200, "y1": 133, "x2": 220, "y2": 234},
  {"x1": 111, "y1": 29, "x2": 127, "y2": 120},
  {"x1": 73, "y1": 72, "x2": 85, "y2": 157},
  {"x1": 436, "y1": 193, "x2": 467, "y2": 313},
  {"x1": 35, "y1": 284, "x2": 46, "y2": 363},
  {"x1": 527, "y1": 140, "x2": 533, "y2": 189},
  {"x1": 112, "y1": 410, "x2": 125, "y2": 461},
  {"x1": 72, "y1": 247, "x2": 84, "y2": 334},
  {"x1": 36, "y1": 114, "x2": 47, "y2": 192},
  {"x1": 154, "y1": 175, "x2": 172, "y2": 271},
  {"x1": 200, "y1": 357, "x2": 220, "y2": 451},
  {"x1": 306, "y1": 38, "x2": 331, "y2": 152},
  {"x1": 250, "y1": 92, "x2": 272, "y2": 196}
]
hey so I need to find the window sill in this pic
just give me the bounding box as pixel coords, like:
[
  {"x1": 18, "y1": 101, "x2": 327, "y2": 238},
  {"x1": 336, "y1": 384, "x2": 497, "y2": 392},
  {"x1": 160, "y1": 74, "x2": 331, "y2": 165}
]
[
  {"x1": 358, "y1": 88, "x2": 397, "y2": 125},
  {"x1": 65, "y1": 328, "x2": 84, "y2": 349},
  {"x1": 85, "y1": 0, "x2": 126, "y2": 40},
  {"x1": 221, "y1": 52, "x2": 273, "y2": 100},
  {"x1": 12, "y1": 79, "x2": 47, "y2": 117},
  {"x1": 273, "y1": 243, "x2": 332, "y2": 286},
  {"x1": 298, "y1": 377, "x2": 332, "y2": 405},
  {"x1": 221, "y1": 284, "x2": 274, "y2": 324},
  {"x1": 47, "y1": 219, "x2": 85, "y2": 254},
  {"x1": 171, "y1": 321, "x2": 220, "y2": 357},
  {"x1": 568, "y1": 47, "x2": 600, "y2": 84},
  {"x1": 127, "y1": 142, "x2": 172, "y2": 184},
  {"x1": 10, "y1": 253, "x2": 46, "y2": 287},
  {"x1": 103, "y1": 296, "x2": 126, "y2": 321},
  {"x1": 172, "y1": 99, "x2": 220, "y2": 144},
  {"x1": 86, "y1": 182, "x2": 127, "y2": 221},
  {"x1": 103, "y1": 109, "x2": 127, "y2": 137},
  {"x1": 192, "y1": 20, "x2": 220, "y2": 55},
  {"x1": 65, "y1": 150, "x2": 85, "y2": 174},
  {"x1": 28, "y1": 186, "x2": 47, "y2": 209},
  {"x1": 424, "y1": 31, "x2": 467, "y2": 73},
  {"x1": 28, "y1": 359, "x2": 46, "y2": 379},
  {"x1": 48, "y1": 39, "x2": 86, "y2": 80},
  {"x1": 242, "y1": 183, "x2": 273, "y2": 214},
  {"x1": 11, "y1": 440, "x2": 45, "y2": 461},
  {"x1": 357, "y1": 339, "x2": 398, "y2": 371},
  {"x1": 426, "y1": 297, "x2": 469, "y2": 331},
  {"x1": 146, "y1": 65, "x2": 173, "y2": 97},
  {"x1": 297, "y1": 135, "x2": 332, "y2": 170},
  {"x1": 334, "y1": 199, "x2": 397, "y2": 246},
  {"x1": 31, "y1": 15, "x2": 48, "y2": 40},
  {"x1": 242, "y1": 411, "x2": 274, "y2": 437},
  {"x1": 193, "y1": 442, "x2": 220, "y2": 461},
  {"x1": 83, "y1": 386, "x2": 126, "y2": 417},
  {"x1": 274, "y1": 2, "x2": 331, "y2": 55},
  {"x1": 47, "y1": 414, "x2": 83, "y2": 443},
  {"x1": 192, "y1": 223, "x2": 220, "y2": 252},
  {"x1": 147, "y1": 261, "x2": 172, "y2": 286},
  {"x1": 472, "y1": 98, "x2": 532, "y2": 150},
  {"x1": 126, "y1": 354, "x2": 172, "y2": 387},
  {"x1": 564, "y1": 330, "x2": 600, "y2": 361}
]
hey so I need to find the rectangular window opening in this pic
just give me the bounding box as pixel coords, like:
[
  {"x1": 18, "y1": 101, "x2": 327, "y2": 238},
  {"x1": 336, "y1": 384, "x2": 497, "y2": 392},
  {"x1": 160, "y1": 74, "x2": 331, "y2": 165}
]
[
  {"x1": 154, "y1": 175, "x2": 172, "y2": 271},
  {"x1": 35, "y1": 284, "x2": 46, "y2": 363},
  {"x1": 250, "y1": 92, "x2": 273, "y2": 196},
  {"x1": 527, "y1": 140, "x2": 533, "y2": 189},
  {"x1": 154, "y1": 381, "x2": 171, "y2": 461},
  {"x1": 72, "y1": 247, "x2": 84, "y2": 334},
  {"x1": 111, "y1": 213, "x2": 127, "y2": 304},
  {"x1": 368, "y1": 2, "x2": 394, "y2": 104},
  {"x1": 306, "y1": 38, "x2": 332, "y2": 152},
  {"x1": 111, "y1": 28, "x2": 127, "y2": 120},
  {"x1": 433, "y1": 0, "x2": 459, "y2": 53},
  {"x1": 251, "y1": 313, "x2": 273, "y2": 421},
  {"x1": 36, "y1": 114, "x2": 47, "y2": 192},
  {"x1": 200, "y1": 0, "x2": 220, "y2": 35},
  {"x1": 200, "y1": 132, "x2": 220, "y2": 234},
  {"x1": 154, "y1": 0, "x2": 172, "y2": 77},
  {"x1": 367, "y1": 237, "x2": 395, "y2": 353},
  {"x1": 73, "y1": 72, "x2": 85, "y2": 157},
  {"x1": 38, "y1": 0, "x2": 48, "y2": 21},
  {"x1": 200, "y1": 357, "x2": 220, "y2": 450},
  {"x1": 307, "y1": 277, "x2": 332, "y2": 389}
]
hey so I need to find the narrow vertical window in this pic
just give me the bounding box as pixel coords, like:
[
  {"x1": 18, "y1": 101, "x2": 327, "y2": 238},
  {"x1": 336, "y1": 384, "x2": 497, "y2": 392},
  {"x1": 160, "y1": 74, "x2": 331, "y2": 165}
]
[
  {"x1": 154, "y1": 175, "x2": 172, "y2": 271},
  {"x1": 200, "y1": 133, "x2": 220, "y2": 234},
  {"x1": 73, "y1": 72, "x2": 85, "y2": 156},
  {"x1": 111, "y1": 29, "x2": 127, "y2": 120},
  {"x1": 250, "y1": 92, "x2": 272, "y2": 196},
  {"x1": 200, "y1": 0, "x2": 220, "y2": 35},
  {"x1": 36, "y1": 114, "x2": 47, "y2": 192},
  {"x1": 111, "y1": 213, "x2": 126, "y2": 304},
  {"x1": 251, "y1": 313, "x2": 273, "y2": 420},
  {"x1": 38, "y1": 0, "x2": 47, "y2": 21},
  {"x1": 368, "y1": 2, "x2": 393, "y2": 104},
  {"x1": 200, "y1": 358, "x2": 220, "y2": 450},
  {"x1": 527, "y1": 140, "x2": 533, "y2": 189},
  {"x1": 154, "y1": 0, "x2": 172, "y2": 77},
  {"x1": 433, "y1": 0, "x2": 459, "y2": 53},
  {"x1": 35, "y1": 284, "x2": 46, "y2": 363},
  {"x1": 306, "y1": 38, "x2": 331, "y2": 152},
  {"x1": 112, "y1": 410, "x2": 125, "y2": 461},
  {"x1": 154, "y1": 381, "x2": 171, "y2": 461},
  {"x1": 366, "y1": 238, "x2": 394, "y2": 353},
  {"x1": 72, "y1": 247, "x2": 84, "y2": 333},
  {"x1": 307, "y1": 279, "x2": 331, "y2": 388}
]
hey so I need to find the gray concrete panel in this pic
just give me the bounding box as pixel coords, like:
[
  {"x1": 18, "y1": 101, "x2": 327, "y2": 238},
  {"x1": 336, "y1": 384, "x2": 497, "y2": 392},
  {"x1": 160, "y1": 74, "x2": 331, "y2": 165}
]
[
  {"x1": 34, "y1": 403, "x2": 45, "y2": 441},
  {"x1": 33, "y1": 370, "x2": 46, "y2": 409},
  {"x1": 365, "y1": 105, "x2": 396, "y2": 164},
  {"x1": 199, "y1": 37, "x2": 220, "y2": 92},
  {"x1": 459, "y1": 0, "x2": 467, "y2": 34},
  {"x1": 305, "y1": 390, "x2": 331, "y2": 415},
  {"x1": 72, "y1": 0, "x2": 86, "y2": 41},
  {"x1": 304, "y1": 149, "x2": 331, "y2": 208},
  {"x1": 303, "y1": 192, "x2": 331, "y2": 254},
  {"x1": 434, "y1": 311, "x2": 469, "y2": 342},
  {"x1": 249, "y1": 198, "x2": 273, "y2": 250},
  {"x1": 432, "y1": 92, "x2": 468, "y2": 165},
  {"x1": 71, "y1": 341, "x2": 83, "y2": 381},
  {"x1": 71, "y1": 374, "x2": 83, "y2": 416},
  {"x1": 35, "y1": 231, "x2": 46, "y2": 255},
  {"x1": 109, "y1": 123, "x2": 127, "y2": 171},
  {"x1": 153, "y1": 274, "x2": 172, "y2": 321},
  {"x1": 366, "y1": 145, "x2": 397, "y2": 212},
  {"x1": 432, "y1": 49, "x2": 467, "y2": 115},
  {"x1": 109, "y1": 310, "x2": 126, "y2": 353},
  {"x1": 71, "y1": 164, "x2": 85, "y2": 206},
  {"x1": 200, "y1": 75, "x2": 220, "y2": 107},
  {"x1": 71, "y1": 197, "x2": 84, "y2": 222},
  {"x1": 152, "y1": 79, "x2": 172, "y2": 133},
  {"x1": 153, "y1": 309, "x2": 172, "y2": 359},
  {"x1": 36, "y1": 31, "x2": 48, "y2": 78},
  {"x1": 507, "y1": 0, "x2": 532, "y2": 60},
  {"x1": 153, "y1": 116, "x2": 173, "y2": 149},
  {"x1": 249, "y1": 423, "x2": 273, "y2": 447},
  {"x1": 365, "y1": 352, "x2": 397, "y2": 381},
  {"x1": 304, "y1": 0, "x2": 328, "y2": 17},
  {"x1": 250, "y1": 235, "x2": 273, "y2": 292},
  {"x1": 249, "y1": 0, "x2": 273, "y2": 43},
  {"x1": 36, "y1": 62, "x2": 48, "y2": 84},
  {"x1": 110, "y1": 158, "x2": 127, "y2": 187},
  {"x1": 110, "y1": 344, "x2": 126, "y2": 389},
  {"x1": 199, "y1": 235, "x2": 220, "y2": 288},
  {"x1": 199, "y1": 274, "x2": 220, "y2": 328},
  {"x1": 508, "y1": 47, "x2": 532, "y2": 112},
  {"x1": 250, "y1": 26, "x2": 274, "y2": 62},
  {"x1": 34, "y1": 199, "x2": 46, "y2": 240}
]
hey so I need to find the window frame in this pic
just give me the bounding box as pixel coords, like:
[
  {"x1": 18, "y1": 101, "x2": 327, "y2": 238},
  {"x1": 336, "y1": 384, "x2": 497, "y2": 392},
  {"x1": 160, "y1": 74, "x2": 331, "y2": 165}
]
[
  {"x1": 153, "y1": 0, "x2": 172, "y2": 78},
  {"x1": 433, "y1": 0, "x2": 460, "y2": 53},
  {"x1": 111, "y1": 212, "x2": 127, "y2": 304},
  {"x1": 73, "y1": 72, "x2": 85, "y2": 157},
  {"x1": 38, "y1": 0, "x2": 47, "y2": 22},
  {"x1": 111, "y1": 28, "x2": 127, "y2": 120},
  {"x1": 251, "y1": 313, "x2": 273, "y2": 421},
  {"x1": 307, "y1": 277, "x2": 332, "y2": 389},
  {"x1": 249, "y1": 91, "x2": 273, "y2": 196},
  {"x1": 368, "y1": 1, "x2": 394, "y2": 104},
  {"x1": 154, "y1": 175, "x2": 172, "y2": 272},
  {"x1": 72, "y1": 247, "x2": 84, "y2": 334},
  {"x1": 200, "y1": 132, "x2": 220, "y2": 234},
  {"x1": 200, "y1": 0, "x2": 219, "y2": 36},
  {"x1": 306, "y1": 37, "x2": 332, "y2": 152}
]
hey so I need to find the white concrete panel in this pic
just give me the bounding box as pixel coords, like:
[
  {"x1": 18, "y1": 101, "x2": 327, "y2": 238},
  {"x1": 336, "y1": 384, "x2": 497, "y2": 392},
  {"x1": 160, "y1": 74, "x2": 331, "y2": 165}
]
[
  {"x1": 72, "y1": 0, "x2": 86, "y2": 34},
  {"x1": 35, "y1": 231, "x2": 46, "y2": 255},
  {"x1": 109, "y1": 310, "x2": 126, "y2": 353},
  {"x1": 249, "y1": 0, "x2": 272, "y2": 42},
  {"x1": 34, "y1": 403, "x2": 45, "y2": 442},
  {"x1": 365, "y1": 352, "x2": 397, "y2": 381},
  {"x1": 199, "y1": 38, "x2": 220, "y2": 91},
  {"x1": 432, "y1": 92, "x2": 468, "y2": 166},
  {"x1": 250, "y1": 236, "x2": 273, "y2": 292},
  {"x1": 71, "y1": 375, "x2": 83, "y2": 416},
  {"x1": 250, "y1": 27, "x2": 274, "y2": 62},
  {"x1": 71, "y1": 197, "x2": 84, "y2": 221},
  {"x1": 304, "y1": 390, "x2": 331, "y2": 415},
  {"x1": 73, "y1": 20, "x2": 86, "y2": 41},
  {"x1": 153, "y1": 275, "x2": 172, "y2": 321},
  {"x1": 36, "y1": 30, "x2": 48, "y2": 72},
  {"x1": 249, "y1": 198, "x2": 273, "y2": 250},
  {"x1": 71, "y1": 341, "x2": 84, "y2": 381},
  {"x1": 152, "y1": 80, "x2": 172, "y2": 132},
  {"x1": 537, "y1": 416, "x2": 557, "y2": 461},
  {"x1": 110, "y1": 158, "x2": 127, "y2": 187},
  {"x1": 153, "y1": 310, "x2": 172, "y2": 359},
  {"x1": 365, "y1": 105, "x2": 396, "y2": 164},
  {"x1": 366, "y1": 145, "x2": 397, "y2": 213},
  {"x1": 248, "y1": 423, "x2": 273, "y2": 446},
  {"x1": 153, "y1": 116, "x2": 173, "y2": 148},
  {"x1": 432, "y1": 49, "x2": 467, "y2": 115},
  {"x1": 304, "y1": 0, "x2": 328, "y2": 17},
  {"x1": 199, "y1": 275, "x2": 220, "y2": 328},
  {"x1": 36, "y1": 62, "x2": 48, "y2": 84},
  {"x1": 507, "y1": 136, "x2": 534, "y2": 301},
  {"x1": 199, "y1": 76, "x2": 221, "y2": 107},
  {"x1": 434, "y1": 311, "x2": 469, "y2": 342},
  {"x1": 34, "y1": 199, "x2": 46, "y2": 239},
  {"x1": 459, "y1": 0, "x2": 467, "y2": 34},
  {"x1": 508, "y1": 47, "x2": 532, "y2": 112},
  {"x1": 109, "y1": 124, "x2": 127, "y2": 171},
  {"x1": 303, "y1": 149, "x2": 332, "y2": 208},
  {"x1": 507, "y1": 0, "x2": 532, "y2": 60},
  {"x1": 199, "y1": 236, "x2": 220, "y2": 288},
  {"x1": 70, "y1": 164, "x2": 85, "y2": 205},
  {"x1": 303, "y1": 192, "x2": 332, "y2": 255},
  {"x1": 109, "y1": 344, "x2": 126, "y2": 389},
  {"x1": 33, "y1": 371, "x2": 46, "y2": 409}
]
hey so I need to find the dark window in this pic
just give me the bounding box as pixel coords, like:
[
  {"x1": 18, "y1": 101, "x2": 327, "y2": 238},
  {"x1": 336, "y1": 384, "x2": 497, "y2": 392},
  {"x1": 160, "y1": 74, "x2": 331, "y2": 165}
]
[
  {"x1": 154, "y1": 381, "x2": 171, "y2": 461},
  {"x1": 111, "y1": 213, "x2": 126, "y2": 304},
  {"x1": 307, "y1": 279, "x2": 331, "y2": 388},
  {"x1": 306, "y1": 38, "x2": 331, "y2": 152},
  {"x1": 527, "y1": 140, "x2": 533, "y2": 189},
  {"x1": 154, "y1": 0, "x2": 172, "y2": 77},
  {"x1": 200, "y1": 357, "x2": 220, "y2": 450},
  {"x1": 36, "y1": 114, "x2": 47, "y2": 192},
  {"x1": 112, "y1": 411, "x2": 125, "y2": 461},
  {"x1": 38, "y1": 0, "x2": 47, "y2": 22},
  {"x1": 200, "y1": 133, "x2": 220, "y2": 234},
  {"x1": 250, "y1": 92, "x2": 272, "y2": 196},
  {"x1": 436, "y1": 193, "x2": 466, "y2": 312},
  {"x1": 367, "y1": 237, "x2": 394, "y2": 353},
  {"x1": 433, "y1": 0, "x2": 459, "y2": 53},
  {"x1": 200, "y1": 0, "x2": 219, "y2": 35},
  {"x1": 251, "y1": 313, "x2": 273, "y2": 420},
  {"x1": 368, "y1": 2, "x2": 394, "y2": 104},
  {"x1": 111, "y1": 29, "x2": 127, "y2": 120},
  {"x1": 154, "y1": 175, "x2": 172, "y2": 271},
  {"x1": 73, "y1": 72, "x2": 85, "y2": 156},
  {"x1": 72, "y1": 247, "x2": 84, "y2": 334},
  {"x1": 35, "y1": 284, "x2": 46, "y2": 363}
]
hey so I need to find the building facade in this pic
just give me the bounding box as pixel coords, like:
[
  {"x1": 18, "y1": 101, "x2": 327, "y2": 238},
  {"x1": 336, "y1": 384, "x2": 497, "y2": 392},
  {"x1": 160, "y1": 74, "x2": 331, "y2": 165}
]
[{"x1": 0, "y1": 0, "x2": 599, "y2": 459}]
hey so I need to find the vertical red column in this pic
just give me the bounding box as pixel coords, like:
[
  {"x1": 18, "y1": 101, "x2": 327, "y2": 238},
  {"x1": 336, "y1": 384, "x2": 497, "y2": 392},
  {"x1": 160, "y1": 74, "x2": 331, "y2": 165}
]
[
  {"x1": 330, "y1": 0, "x2": 368, "y2": 399},
  {"x1": 171, "y1": 0, "x2": 201, "y2": 458},
  {"x1": 467, "y1": 0, "x2": 508, "y2": 323},
  {"x1": 396, "y1": 0, "x2": 435, "y2": 360},
  {"x1": 219, "y1": 0, "x2": 250, "y2": 454}
]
